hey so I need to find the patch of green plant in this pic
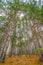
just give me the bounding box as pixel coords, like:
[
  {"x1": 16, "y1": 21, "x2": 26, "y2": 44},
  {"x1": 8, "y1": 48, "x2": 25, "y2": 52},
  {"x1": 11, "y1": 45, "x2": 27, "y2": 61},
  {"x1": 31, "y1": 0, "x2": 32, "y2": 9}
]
[
  {"x1": 0, "y1": 27, "x2": 5, "y2": 32},
  {"x1": 0, "y1": 16, "x2": 5, "y2": 21},
  {"x1": 35, "y1": 47, "x2": 43, "y2": 54}
]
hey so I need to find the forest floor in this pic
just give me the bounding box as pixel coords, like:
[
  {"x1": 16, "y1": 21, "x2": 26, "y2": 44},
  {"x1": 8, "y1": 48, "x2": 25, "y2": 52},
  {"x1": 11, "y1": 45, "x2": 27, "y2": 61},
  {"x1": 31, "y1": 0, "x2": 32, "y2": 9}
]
[{"x1": 0, "y1": 55, "x2": 43, "y2": 65}]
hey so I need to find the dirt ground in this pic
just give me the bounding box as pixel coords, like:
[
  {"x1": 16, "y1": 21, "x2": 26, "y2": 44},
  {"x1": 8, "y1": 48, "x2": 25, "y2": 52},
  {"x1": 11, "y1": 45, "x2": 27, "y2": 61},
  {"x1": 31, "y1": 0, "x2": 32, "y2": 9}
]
[{"x1": 0, "y1": 55, "x2": 43, "y2": 65}]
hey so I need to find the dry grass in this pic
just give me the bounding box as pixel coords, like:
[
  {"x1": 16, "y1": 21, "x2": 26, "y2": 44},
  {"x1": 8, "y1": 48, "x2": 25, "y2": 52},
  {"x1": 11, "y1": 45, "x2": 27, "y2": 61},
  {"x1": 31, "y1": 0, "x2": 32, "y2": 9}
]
[{"x1": 0, "y1": 55, "x2": 43, "y2": 65}]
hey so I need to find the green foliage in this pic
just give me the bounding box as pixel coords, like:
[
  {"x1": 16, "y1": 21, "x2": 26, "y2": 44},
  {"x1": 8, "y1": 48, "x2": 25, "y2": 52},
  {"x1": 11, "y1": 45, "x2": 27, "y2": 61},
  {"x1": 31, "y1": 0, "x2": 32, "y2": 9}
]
[
  {"x1": 0, "y1": 27, "x2": 5, "y2": 32},
  {"x1": 0, "y1": 16, "x2": 5, "y2": 21},
  {"x1": 0, "y1": 34, "x2": 2, "y2": 43},
  {"x1": 39, "y1": 6, "x2": 43, "y2": 25},
  {"x1": 7, "y1": 0, "x2": 20, "y2": 12},
  {"x1": 0, "y1": 0, "x2": 3, "y2": 8},
  {"x1": 7, "y1": 0, "x2": 43, "y2": 23},
  {"x1": 36, "y1": 48, "x2": 43, "y2": 54}
]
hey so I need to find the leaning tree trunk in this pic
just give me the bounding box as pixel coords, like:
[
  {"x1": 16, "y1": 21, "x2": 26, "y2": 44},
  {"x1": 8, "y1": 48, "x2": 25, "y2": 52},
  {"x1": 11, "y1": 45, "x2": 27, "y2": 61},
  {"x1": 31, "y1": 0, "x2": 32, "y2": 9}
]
[
  {"x1": 30, "y1": 20, "x2": 43, "y2": 61},
  {"x1": 0, "y1": 32, "x2": 10, "y2": 62},
  {"x1": 0, "y1": 20, "x2": 14, "y2": 62}
]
